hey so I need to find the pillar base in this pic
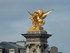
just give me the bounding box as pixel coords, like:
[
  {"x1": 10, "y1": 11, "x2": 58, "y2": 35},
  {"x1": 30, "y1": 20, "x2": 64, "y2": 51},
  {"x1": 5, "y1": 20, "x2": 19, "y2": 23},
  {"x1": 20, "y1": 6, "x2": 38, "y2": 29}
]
[{"x1": 22, "y1": 30, "x2": 52, "y2": 53}]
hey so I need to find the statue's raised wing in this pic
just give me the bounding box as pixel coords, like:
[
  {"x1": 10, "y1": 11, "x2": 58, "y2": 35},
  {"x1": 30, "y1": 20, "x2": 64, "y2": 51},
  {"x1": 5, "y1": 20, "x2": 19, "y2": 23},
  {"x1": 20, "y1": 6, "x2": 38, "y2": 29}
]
[{"x1": 41, "y1": 9, "x2": 53, "y2": 19}]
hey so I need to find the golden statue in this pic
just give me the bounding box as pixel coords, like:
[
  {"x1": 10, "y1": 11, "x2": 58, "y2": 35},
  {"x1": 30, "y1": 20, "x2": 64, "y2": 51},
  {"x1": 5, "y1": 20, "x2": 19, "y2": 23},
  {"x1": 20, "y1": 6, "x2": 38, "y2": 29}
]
[{"x1": 28, "y1": 9, "x2": 53, "y2": 31}]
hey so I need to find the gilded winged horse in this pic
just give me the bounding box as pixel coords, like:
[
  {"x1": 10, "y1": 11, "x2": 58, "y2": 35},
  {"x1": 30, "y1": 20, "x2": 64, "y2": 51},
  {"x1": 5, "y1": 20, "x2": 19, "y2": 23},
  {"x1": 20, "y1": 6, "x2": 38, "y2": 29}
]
[{"x1": 27, "y1": 9, "x2": 53, "y2": 31}]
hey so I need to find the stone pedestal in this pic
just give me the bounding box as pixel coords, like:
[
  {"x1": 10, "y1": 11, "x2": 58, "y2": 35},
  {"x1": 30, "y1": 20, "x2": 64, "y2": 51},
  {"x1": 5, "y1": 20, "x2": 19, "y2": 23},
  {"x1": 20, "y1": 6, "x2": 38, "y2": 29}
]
[{"x1": 22, "y1": 30, "x2": 52, "y2": 53}]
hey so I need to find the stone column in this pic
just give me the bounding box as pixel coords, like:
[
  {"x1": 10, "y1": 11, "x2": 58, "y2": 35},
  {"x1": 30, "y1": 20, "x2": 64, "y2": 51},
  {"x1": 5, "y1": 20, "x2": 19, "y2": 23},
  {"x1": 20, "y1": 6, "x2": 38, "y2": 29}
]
[
  {"x1": 26, "y1": 45, "x2": 30, "y2": 53},
  {"x1": 37, "y1": 44, "x2": 41, "y2": 53},
  {"x1": 22, "y1": 30, "x2": 52, "y2": 53}
]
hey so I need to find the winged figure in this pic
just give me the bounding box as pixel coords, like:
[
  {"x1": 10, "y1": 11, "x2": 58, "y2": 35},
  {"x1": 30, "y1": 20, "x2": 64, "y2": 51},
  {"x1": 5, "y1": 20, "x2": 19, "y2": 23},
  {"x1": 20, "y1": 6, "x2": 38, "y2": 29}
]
[{"x1": 28, "y1": 9, "x2": 53, "y2": 31}]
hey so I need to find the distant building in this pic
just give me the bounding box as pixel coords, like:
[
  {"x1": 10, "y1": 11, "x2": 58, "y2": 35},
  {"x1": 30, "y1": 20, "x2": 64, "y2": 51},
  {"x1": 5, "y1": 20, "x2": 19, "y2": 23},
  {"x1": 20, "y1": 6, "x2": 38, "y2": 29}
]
[
  {"x1": 0, "y1": 46, "x2": 3, "y2": 53},
  {"x1": 0, "y1": 42, "x2": 26, "y2": 53},
  {"x1": 16, "y1": 41, "x2": 26, "y2": 47},
  {"x1": 45, "y1": 46, "x2": 62, "y2": 53},
  {"x1": 50, "y1": 46, "x2": 63, "y2": 53},
  {"x1": 50, "y1": 46, "x2": 58, "y2": 53}
]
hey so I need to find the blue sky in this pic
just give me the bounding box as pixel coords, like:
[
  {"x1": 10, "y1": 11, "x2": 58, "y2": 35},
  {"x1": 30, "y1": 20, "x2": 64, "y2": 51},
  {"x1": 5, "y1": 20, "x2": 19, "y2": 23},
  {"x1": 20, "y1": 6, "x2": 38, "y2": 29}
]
[{"x1": 0, "y1": 0, "x2": 70, "y2": 53}]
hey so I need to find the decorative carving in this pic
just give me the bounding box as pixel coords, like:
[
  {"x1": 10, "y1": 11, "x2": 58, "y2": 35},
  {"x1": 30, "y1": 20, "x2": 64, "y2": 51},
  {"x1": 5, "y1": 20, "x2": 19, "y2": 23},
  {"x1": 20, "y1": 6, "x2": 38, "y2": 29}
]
[{"x1": 32, "y1": 48, "x2": 37, "y2": 53}]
